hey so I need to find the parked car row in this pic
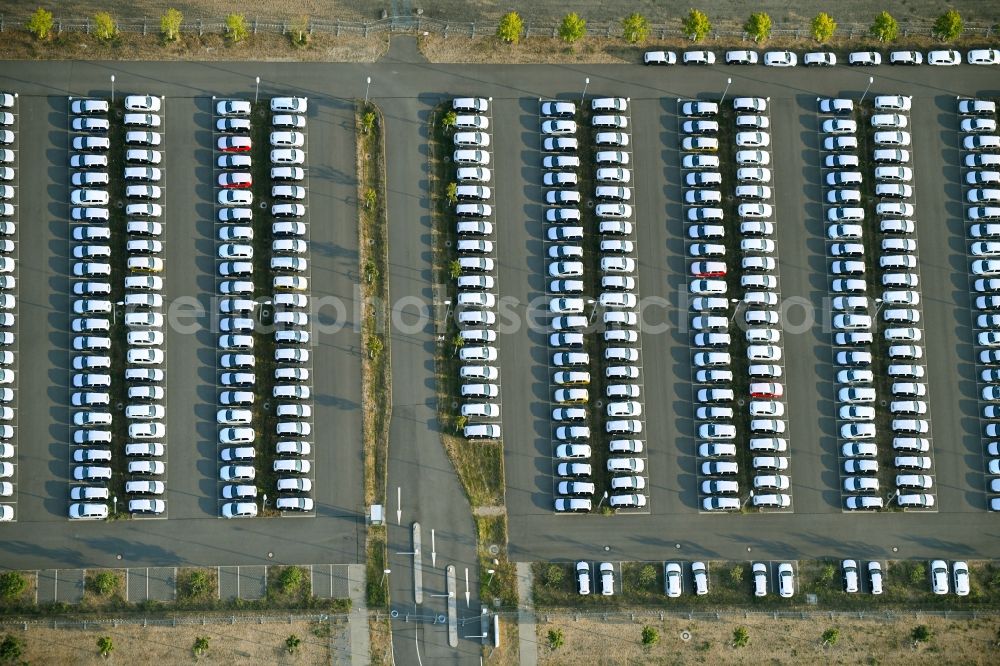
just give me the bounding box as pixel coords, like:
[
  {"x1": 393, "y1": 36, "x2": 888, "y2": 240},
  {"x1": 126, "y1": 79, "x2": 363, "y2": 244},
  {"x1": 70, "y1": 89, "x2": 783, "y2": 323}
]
[
  {"x1": 0, "y1": 91, "x2": 16, "y2": 522},
  {"x1": 448, "y1": 97, "x2": 504, "y2": 442},
  {"x1": 449, "y1": 97, "x2": 503, "y2": 441},
  {"x1": 214, "y1": 97, "x2": 315, "y2": 518},
  {"x1": 681, "y1": 97, "x2": 791, "y2": 512},
  {"x1": 574, "y1": 561, "x2": 617, "y2": 596},
  {"x1": 644, "y1": 48, "x2": 1000, "y2": 68},
  {"x1": 540, "y1": 97, "x2": 649, "y2": 513},
  {"x1": 928, "y1": 559, "x2": 971, "y2": 595},
  {"x1": 818, "y1": 94, "x2": 936, "y2": 510},
  {"x1": 956, "y1": 97, "x2": 1000, "y2": 512},
  {"x1": 67, "y1": 94, "x2": 168, "y2": 520}
]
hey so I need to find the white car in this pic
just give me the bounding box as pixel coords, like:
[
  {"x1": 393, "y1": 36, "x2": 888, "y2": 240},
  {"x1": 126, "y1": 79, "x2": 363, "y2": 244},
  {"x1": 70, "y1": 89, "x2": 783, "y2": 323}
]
[
  {"x1": 930, "y1": 560, "x2": 949, "y2": 594},
  {"x1": 763, "y1": 51, "x2": 797, "y2": 67},
  {"x1": 968, "y1": 49, "x2": 1000, "y2": 65},
  {"x1": 927, "y1": 49, "x2": 961, "y2": 66}
]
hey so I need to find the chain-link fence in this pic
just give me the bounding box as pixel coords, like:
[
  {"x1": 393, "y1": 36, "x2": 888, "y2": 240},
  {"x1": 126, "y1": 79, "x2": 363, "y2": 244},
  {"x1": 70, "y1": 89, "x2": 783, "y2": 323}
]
[
  {"x1": 0, "y1": 12, "x2": 996, "y2": 40},
  {"x1": 0, "y1": 611, "x2": 350, "y2": 630},
  {"x1": 520, "y1": 607, "x2": 1000, "y2": 623}
]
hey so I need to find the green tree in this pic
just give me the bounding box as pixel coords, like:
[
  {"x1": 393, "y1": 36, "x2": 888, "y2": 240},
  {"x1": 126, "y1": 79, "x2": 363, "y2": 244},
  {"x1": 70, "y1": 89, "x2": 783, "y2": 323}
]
[
  {"x1": 818, "y1": 563, "x2": 836, "y2": 585},
  {"x1": 450, "y1": 334, "x2": 464, "y2": 356},
  {"x1": 0, "y1": 635, "x2": 23, "y2": 663},
  {"x1": 933, "y1": 9, "x2": 963, "y2": 42},
  {"x1": 637, "y1": 564, "x2": 657, "y2": 588},
  {"x1": 497, "y1": 11, "x2": 524, "y2": 45},
  {"x1": 811, "y1": 12, "x2": 836, "y2": 43},
  {"x1": 448, "y1": 260, "x2": 462, "y2": 279},
  {"x1": 912, "y1": 624, "x2": 932, "y2": 642},
  {"x1": 547, "y1": 628, "x2": 564, "y2": 649},
  {"x1": 160, "y1": 8, "x2": 182, "y2": 41},
  {"x1": 440, "y1": 110, "x2": 458, "y2": 131},
  {"x1": 0, "y1": 572, "x2": 26, "y2": 600},
  {"x1": 822, "y1": 627, "x2": 840, "y2": 645},
  {"x1": 362, "y1": 111, "x2": 376, "y2": 134},
  {"x1": 744, "y1": 12, "x2": 772, "y2": 43},
  {"x1": 364, "y1": 188, "x2": 377, "y2": 209},
  {"x1": 908, "y1": 562, "x2": 926, "y2": 585},
  {"x1": 93, "y1": 12, "x2": 117, "y2": 41},
  {"x1": 621, "y1": 13, "x2": 650, "y2": 44},
  {"x1": 97, "y1": 635, "x2": 114, "y2": 657},
  {"x1": 193, "y1": 636, "x2": 209, "y2": 657},
  {"x1": 285, "y1": 634, "x2": 301, "y2": 654},
  {"x1": 446, "y1": 182, "x2": 458, "y2": 204},
  {"x1": 25, "y1": 7, "x2": 54, "y2": 40},
  {"x1": 641, "y1": 626, "x2": 659, "y2": 647},
  {"x1": 683, "y1": 9, "x2": 712, "y2": 42},
  {"x1": 732, "y1": 626, "x2": 749, "y2": 648},
  {"x1": 728, "y1": 564, "x2": 744, "y2": 585},
  {"x1": 545, "y1": 564, "x2": 565, "y2": 586},
  {"x1": 91, "y1": 571, "x2": 119, "y2": 597},
  {"x1": 278, "y1": 566, "x2": 305, "y2": 594},
  {"x1": 290, "y1": 15, "x2": 309, "y2": 46},
  {"x1": 453, "y1": 414, "x2": 468, "y2": 433},
  {"x1": 870, "y1": 11, "x2": 899, "y2": 42},
  {"x1": 225, "y1": 13, "x2": 249, "y2": 43},
  {"x1": 559, "y1": 13, "x2": 587, "y2": 44}
]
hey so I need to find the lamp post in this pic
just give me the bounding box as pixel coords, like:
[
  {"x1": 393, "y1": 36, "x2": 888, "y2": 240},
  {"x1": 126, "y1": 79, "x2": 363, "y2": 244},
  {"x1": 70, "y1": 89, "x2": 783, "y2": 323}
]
[
  {"x1": 486, "y1": 568, "x2": 495, "y2": 586},
  {"x1": 112, "y1": 495, "x2": 117, "y2": 514},
  {"x1": 581, "y1": 77, "x2": 590, "y2": 103},
  {"x1": 861, "y1": 76, "x2": 874, "y2": 104},
  {"x1": 382, "y1": 568, "x2": 391, "y2": 587},
  {"x1": 587, "y1": 298, "x2": 599, "y2": 325},
  {"x1": 729, "y1": 297, "x2": 743, "y2": 323},
  {"x1": 596, "y1": 491, "x2": 609, "y2": 509},
  {"x1": 364, "y1": 76, "x2": 372, "y2": 106},
  {"x1": 262, "y1": 493, "x2": 268, "y2": 508},
  {"x1": 720, "y1": 77, "x2": 732, "y2": 106},
  {"x1": 110, "y1": 75, "x2": 115, "y2": 104},
  {"x1": 255, "y1": 76, "x2": 260, "y2": 104}
]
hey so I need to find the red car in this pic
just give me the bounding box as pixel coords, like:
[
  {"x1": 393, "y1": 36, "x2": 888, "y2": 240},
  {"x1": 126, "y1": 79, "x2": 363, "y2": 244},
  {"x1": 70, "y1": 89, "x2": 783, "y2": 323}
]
[
  {"x1": 750, "y1": 382, "x2": 784, "y2": 399},
  {"x1": 218, "y1": 172, "x2": 252, "y2": 189},
  {"x1": 690, "y1": 261, "x2": 726, "y2": 278},
  {"x1": 218, "y1": 136, "x2": 252, "y2": 153}
]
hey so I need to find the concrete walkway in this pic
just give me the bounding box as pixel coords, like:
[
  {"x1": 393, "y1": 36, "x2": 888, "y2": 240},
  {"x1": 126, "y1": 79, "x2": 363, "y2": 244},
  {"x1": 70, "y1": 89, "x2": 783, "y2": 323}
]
[
  {"x1": 348, "y1": 564, "x2": 370, "y2": 665},
  {"x1": 515, "y1": 563, "x2": 537, "y2": 666}
]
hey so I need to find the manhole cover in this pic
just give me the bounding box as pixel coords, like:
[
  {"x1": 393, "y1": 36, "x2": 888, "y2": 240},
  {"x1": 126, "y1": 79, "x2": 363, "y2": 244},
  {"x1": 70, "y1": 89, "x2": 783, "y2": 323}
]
[
  {"x1": 259, "y1": 201, "x2": 268, "y2": 209},
  {"x1": 737, "y1": 399, "x2": 745, "y2": 406},
  {"x1": 595, "y1": 399, "x2": 603, "y2": 408},
  {"x1": 680, "y1": 630, "x2": 691, "y2": 642},
  {"x1": 586, "y1": 200, "x2": 595, "y2": 208},
  {"x1": 445, "y1": 240, "x2": 451, "y2": 247},
  {"x1": 487, "y1": 544, "x2": 499, "y2": 556},
  {"x1": 116, "y1": 402, "x2": 124, "y2": 410},
  {"x1": 263, "y1": 401, "x2": 271, "y2": 410},
  {"x1": 115, "y1": 201, "x2": 124, "y2": 208},
  {"x1": 451, "y1": 401, "x2": 458, "y2": 409},
  {"x1": 443, "y1": 156, "x2": 450, "y2": 163},
  {"x1": 390, "y1": 609, "x2": 399, "y2": 618}
]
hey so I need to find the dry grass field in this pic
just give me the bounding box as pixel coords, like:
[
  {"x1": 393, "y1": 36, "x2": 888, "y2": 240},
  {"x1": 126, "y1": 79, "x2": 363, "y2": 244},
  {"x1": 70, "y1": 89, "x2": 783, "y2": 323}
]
[
  {"x1": 536, "y1": 614, "x2": 1000, "y2": 665},
  {"x1": 3, "y1": 618, "x2": 342, "y2": 665}
]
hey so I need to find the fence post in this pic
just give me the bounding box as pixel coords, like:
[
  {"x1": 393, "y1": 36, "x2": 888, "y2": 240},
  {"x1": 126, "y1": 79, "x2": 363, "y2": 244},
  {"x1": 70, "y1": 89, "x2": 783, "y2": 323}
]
[
  {"x1": 142, "y1": 17, "x2": 146, "y2": 36},
  {"x1": 469, "y1": 22, "x2": 473, "y2": 38},
  {"x1": 253, "y1": 18, "x2": 257, "y2": 35},
  {"x1": 525, "y1": 22, "x2": 530, "y2": 38},
  {"x1": 1, "y1": 15, "x2": 4, "y2": 32},
  {"x1": 336, "y1": 21, "x2": 340, "y2": 36},
  {"x1": 198, "y1": 19, "x2": 202, "y2": 36},
  {"x1": 364, "y1": 23, "x2": 368, "y2": 37}
]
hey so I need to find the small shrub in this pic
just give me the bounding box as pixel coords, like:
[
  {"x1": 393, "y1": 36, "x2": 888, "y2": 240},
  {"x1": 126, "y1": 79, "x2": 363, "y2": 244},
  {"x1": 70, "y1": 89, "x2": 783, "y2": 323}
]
[
  {"x1": 445, "y1": 182, "x2": 458, "y2": 204},
  {"x1": 0, "y1": 634, "x2": 23, "y2": 663},
  {"x1": 364, "y1": 188, "x2": 377, "y2": 209},
  {"x1": 683, "y1": 9, "x2": 712, "y2": 42},
  {"x1": 621, "y1": 13, "x2": 650, "y2": 44},
  {"x1": 728, "y1": 564, "x2": 744, "y2": 585},
  {"x1": 225, "y1": 13, "x2": 249, "y2": 43},
  {"x1": 822, "y1": 627, "x2": 840, "y2": 645},
  {"x1": 870, "y1": 11, "x2": 899, "y2": 42},
  {"x1": 641, "y1": 625, "x2": 659, "y2": 646},
  {"x1": 912, "y1": 624, "x2": 932, "y2": 642},
  {"x1": 547, "y1": 628, "x2": 564, "y2": 649},
  {"x1": 933, "y1": 9, "x2": 963, "y2": 42},
  {"x1": 744, "y1": 12, "x2": 772, "y2": 43},
  {"x1": 733, "y1": 626, "x2": 749, "y2": 648},
  {"x1": 908, "y1": 562, "x2": 926, "y2": 586},
  {"x1": 818, "y1": 564, "x2": 836, "y2": 585},
  {"x1": 26, "y1": 7, "x2": 54, "y2": 40},
  {"x1": 97, "y1": 635, "x2": 114, "y2": 657},
  {"x1": 0, "y1": 572, "x2": 27, "y2": 600},
  {"x1": 193, "y1": 636, "x2": 209, "y2": 657},
  {"x1": 93, "y1": 12, "x2": 117, "y2": 41},
  {"x1": 366, "y1": 334, "x2": 383, "y2": 358},
  {"x1": 278, "y1": 566, "x2": 305, "y2": 595},
  {"x1": 185, "y1": 570, "x2": 212, "y2": 598},
  {"x1": 497, "y1": 11, "x2": 524, "y2": 45},
  {"x1": 160, "y1": 8, "x2": 182, "y2": 42},
  {"x1": 91, "y1": 571, "x2": 119, "y2": 597},
  {"x1": 440, "y1": 110, "x2": 457, "y2": 131},
  {"x1": 544, "y1": 564, "x2": 565, "y2": 587},
  {"x1": 637, "y1": 564, "x2": 657, "y2": 589},
  {"x1": 286, "y1": 634, "x2": 301, "y2": 654},
  {"x1": 559, "y1": 13, "x2": 587, "y2": 44},
  {"x1": 362, "y1": 111, "x2": 376, "y2": 134},
  {"x1": 811, "y1": 12, "x2": 836, "y2": 43}
]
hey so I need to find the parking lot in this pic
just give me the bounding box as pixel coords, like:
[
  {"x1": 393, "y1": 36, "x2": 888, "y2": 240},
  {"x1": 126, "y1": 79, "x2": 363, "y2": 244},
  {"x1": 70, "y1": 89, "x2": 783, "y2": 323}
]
[{"x1": 0, "y1": 56, "x2": 998, "y2": 570}]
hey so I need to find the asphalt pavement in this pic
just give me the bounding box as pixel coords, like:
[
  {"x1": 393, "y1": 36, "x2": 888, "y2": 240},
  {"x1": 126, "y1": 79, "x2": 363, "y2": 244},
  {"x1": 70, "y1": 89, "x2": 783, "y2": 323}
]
[{"x1": 0, "y1": 43, "x2": 997, "y2": 594}]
